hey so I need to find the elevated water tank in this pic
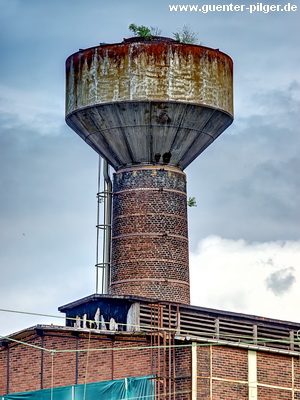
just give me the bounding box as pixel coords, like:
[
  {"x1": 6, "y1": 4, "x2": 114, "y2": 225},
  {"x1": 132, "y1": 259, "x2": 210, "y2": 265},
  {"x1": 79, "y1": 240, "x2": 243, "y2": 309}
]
[
  {"x1": 66, "y1": 37, "x2": 233, "y2": 171},
  {"x1": 65, "y1": 37, "x2": 233, "y2": 304}
]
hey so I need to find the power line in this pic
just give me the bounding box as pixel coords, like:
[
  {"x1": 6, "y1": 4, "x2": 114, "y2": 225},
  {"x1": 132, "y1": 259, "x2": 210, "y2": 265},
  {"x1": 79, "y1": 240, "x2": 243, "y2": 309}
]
[
  {"x1": 0, "y1": 308, "x2": 64, "y2": 320},
  {"x1": 1, "y1": 308, "x2": 299, "y2": 350},
  {"x1": 1, "y1": 332, "x2": 299, "y2": 356}
]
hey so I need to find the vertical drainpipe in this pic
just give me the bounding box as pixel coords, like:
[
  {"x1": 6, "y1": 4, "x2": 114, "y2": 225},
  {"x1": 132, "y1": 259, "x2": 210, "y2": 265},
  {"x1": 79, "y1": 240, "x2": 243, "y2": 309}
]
[
  {"x1": 6, "y1": 345, "x2": 10, "y2": 395},
  {"x1": 191, "y1": 342, "x2": 197, "y2": 400},
  {"x1": 40, "y1": 336, "x2": 44, "y2": 389},
  {"x1": 103, "y1": 159, "x2": 112, "y2": 294},
  {"x1": 75, "y1": 336, "x2": 79, "y2": 385},
  {"x1": 124, "y1": 377, "x2": 128, "y2": 400},
  {"x1": 248, "y1": 350, "x2": 257, "y2": 400},
  {"x1": 111, "y1": 338, "x2": 114, "y2": 381},
  {"x1": 209, "y1": 345, "x2": 213, "y2": 399},
  {"x1": 292, "y1": 357, "x2": 294, "y2": 398}
]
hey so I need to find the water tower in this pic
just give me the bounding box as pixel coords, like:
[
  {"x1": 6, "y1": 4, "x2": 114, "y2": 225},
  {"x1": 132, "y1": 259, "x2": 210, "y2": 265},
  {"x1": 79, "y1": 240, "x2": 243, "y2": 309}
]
[{"x1": 65, "y1": 37, "x2": 233, "y2": 304}]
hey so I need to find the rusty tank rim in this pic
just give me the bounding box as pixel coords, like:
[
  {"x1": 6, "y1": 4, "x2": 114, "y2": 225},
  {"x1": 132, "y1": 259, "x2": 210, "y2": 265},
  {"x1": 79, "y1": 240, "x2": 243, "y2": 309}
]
[{"x1": 66, "y1": 36, "x2": 233, "y2": 66}]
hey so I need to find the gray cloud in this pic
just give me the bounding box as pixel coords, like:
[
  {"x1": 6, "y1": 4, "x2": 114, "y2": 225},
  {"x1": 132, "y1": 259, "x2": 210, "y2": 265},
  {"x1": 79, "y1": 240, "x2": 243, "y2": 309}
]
[
  {"x1": 187, "y1": 84, "x2": 300, "y2": 249},
  {"x1": 262, "y1": 258, "x2": 274, "y2": 266},
  {"x1": 0, "y1": 114, "x2": 99, "y2": 326},
  {"x1": 265, "y1": 267, "x2": 296, "y2": 296}
]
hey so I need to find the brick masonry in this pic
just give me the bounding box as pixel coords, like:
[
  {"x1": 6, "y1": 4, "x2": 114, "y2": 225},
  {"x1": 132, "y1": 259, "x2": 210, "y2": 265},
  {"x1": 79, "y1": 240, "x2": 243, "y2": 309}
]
[
  {"x1": 257, "y1": 352, "x2": 293, "y2": 388},
  {"x1": 109, "y1": 166, "x2": 190, "y2": 304},
  {"x1": 1, "y1": 331, "x2": 300, "y2": 399},
  {"x1": 0, "y1": 331, "x2": 152, "y2": 395},
  {"x1": 196, "y1": 344, "x2": 300, "y2": 399}
]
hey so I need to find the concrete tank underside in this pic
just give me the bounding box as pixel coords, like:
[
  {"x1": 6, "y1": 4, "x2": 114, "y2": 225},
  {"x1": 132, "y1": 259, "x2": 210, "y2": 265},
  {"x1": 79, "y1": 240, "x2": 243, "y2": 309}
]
[
  {"x1": 67, "y1": 102, "x2": 232, "y2": 170},
  {"x1": 65, "y1": 39, "x2": 233, "y2": 171},
  {"x1": 66, "y1": 101, "x2": 232, "y2": 171}
]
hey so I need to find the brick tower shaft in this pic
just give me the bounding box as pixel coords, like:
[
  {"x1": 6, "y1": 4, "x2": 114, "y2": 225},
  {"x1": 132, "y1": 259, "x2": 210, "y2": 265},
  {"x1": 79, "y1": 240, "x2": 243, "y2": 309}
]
[{"x1": 110, "y1": 166, "x2": 190, "y2": 303}]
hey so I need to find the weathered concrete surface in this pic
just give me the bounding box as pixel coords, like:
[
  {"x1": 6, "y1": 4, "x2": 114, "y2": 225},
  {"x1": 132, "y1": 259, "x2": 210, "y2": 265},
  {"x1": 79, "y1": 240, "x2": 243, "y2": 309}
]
[{"x1": 65, "y1": 38, "x2": 233, "y2": 170}]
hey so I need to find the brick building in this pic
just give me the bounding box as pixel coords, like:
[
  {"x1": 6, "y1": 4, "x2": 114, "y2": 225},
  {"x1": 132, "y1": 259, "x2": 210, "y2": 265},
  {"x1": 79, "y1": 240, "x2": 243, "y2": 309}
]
[
  {"x1": 1, "y1": 37, "x2": 299, "y2": 399},
  {"x1": 1, "y1": 295, "x2": 300, "y2": 398}
]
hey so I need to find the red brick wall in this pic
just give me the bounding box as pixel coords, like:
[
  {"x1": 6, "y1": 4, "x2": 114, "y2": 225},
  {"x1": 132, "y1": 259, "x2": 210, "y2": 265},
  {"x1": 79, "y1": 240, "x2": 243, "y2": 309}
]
[
  {"x1": 0, "y1": 331, "x2": 151, "y2": 396},
  {"x1": 110, "y1": 338, "x2": 151, "y2": 381},
  {"x1": 0, "y1": 330, "x2": 193, "y2": 398},
  {"x1": 197, "y1": 345, "x2": 249, "y2": 400},
  {"x1": 257, "y1": 352, "x2": 298, "y2": 400},
  {"x1": 175, "y1": 346, "x2": 192, "y2": 400},
  {"x1": 2, "y1": 332, "x2": 300, "y2": 399},
  {"x1": 110, "y1": 166, "x2": 190, "y2": 304},
  {"x1": 42, "y1": 334, "x2": 77, "y2": 389},
  {"x1": 258, "y1": 387, "x2": 292, "y2": 399},
  {"x1": 212, "y1": 345, "x2": 248, "y2": 399},
  {"x1": 213, "y1": 380, "x2": 248, "y2": 399},
  {"x1": 1, "y1": 334, "x2": 43, "y2": 394},
  {"x1": 257, "y1": 352, "x2": 292, "y2": 388},
  {"x1": 294, "y1": 357, "x2": 300, "y2": 392},
  {"x1": 195, "y1": 345, "x2": 299, "y2": 400},
  {"x1": 197, "y1": 346, "x2": 210, "y2": 399},
  {"x1": 0, "y1": 347, "x2": 7, "y2": 394},
  {"x1": 212, "y1": 346, "x2": 248, "y2": 382}
]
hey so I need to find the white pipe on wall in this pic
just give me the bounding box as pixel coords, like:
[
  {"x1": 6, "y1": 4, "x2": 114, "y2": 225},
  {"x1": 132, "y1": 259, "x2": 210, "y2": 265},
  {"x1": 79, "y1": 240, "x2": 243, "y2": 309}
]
[{"x1": 192, "y1": 342, "x2": 197, "y2": 400}]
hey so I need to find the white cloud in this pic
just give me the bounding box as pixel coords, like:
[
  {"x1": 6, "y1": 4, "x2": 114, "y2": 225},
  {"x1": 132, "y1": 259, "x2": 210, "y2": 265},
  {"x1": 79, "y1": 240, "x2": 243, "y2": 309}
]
[{"x1": 190, "y1": 236, "x2": 300, "y2": 323}]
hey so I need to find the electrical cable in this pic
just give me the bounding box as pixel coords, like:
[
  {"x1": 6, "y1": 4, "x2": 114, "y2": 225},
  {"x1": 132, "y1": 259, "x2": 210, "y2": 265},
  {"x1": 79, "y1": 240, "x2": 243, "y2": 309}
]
[
  {"x1": 0, "y1": 335, "x2": 52, "y2": 352},
  {"x1": 1, "y1": 307, "x2": 299, "y2": 356},
  {"x1": 0, "y1": 308, "x2": 64, "y2": 320},
  {"x1": 1, "y1": 333, "x2": 298, "y2": 356},
  {"x1": 0, "y1": 331, "x2": 298, "y2": 353},
  {"x1": 1, "y1": 315, "x2": 299, "y2": 400},
  {"x1": 1, "y1": 307, "x2": 299, "y2": 345},
  {"x1": 1, "y1": 324, "x2": 299, "y2": 400}
]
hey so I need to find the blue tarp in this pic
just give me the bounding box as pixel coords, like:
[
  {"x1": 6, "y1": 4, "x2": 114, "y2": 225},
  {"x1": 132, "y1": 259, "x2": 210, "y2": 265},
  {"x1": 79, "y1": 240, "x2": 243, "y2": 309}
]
[{"x1": 3, "y1": 375, "x2": 154, "y2": 400}]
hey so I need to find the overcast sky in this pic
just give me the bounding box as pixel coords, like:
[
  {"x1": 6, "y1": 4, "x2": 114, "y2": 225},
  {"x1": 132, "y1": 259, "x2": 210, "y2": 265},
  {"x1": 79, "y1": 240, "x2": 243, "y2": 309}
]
[{"x1": 0, "y1": 0, "x2": 299, "y2": 336}]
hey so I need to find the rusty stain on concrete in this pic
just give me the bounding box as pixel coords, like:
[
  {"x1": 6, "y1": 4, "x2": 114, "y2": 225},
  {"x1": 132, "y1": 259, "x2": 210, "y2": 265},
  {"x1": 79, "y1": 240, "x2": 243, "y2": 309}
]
[
  {"x1": 66, "y1": 39, "x2": 233, "y2": 116},
  {"x1": 65, "y1": 38, "x2": 233, "y2": 171}
]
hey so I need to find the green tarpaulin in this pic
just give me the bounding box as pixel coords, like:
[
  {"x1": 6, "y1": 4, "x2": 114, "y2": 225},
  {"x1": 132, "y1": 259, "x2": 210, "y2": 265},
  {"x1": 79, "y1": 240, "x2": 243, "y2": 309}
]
[{"x1": 3, "y1": 375, "x2": 154, "y2": 400}]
